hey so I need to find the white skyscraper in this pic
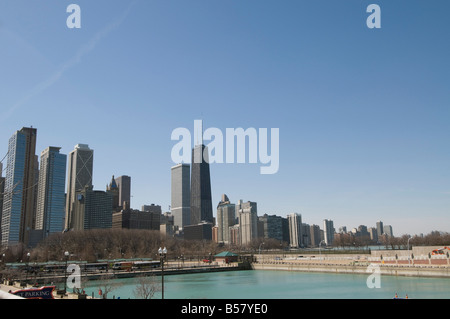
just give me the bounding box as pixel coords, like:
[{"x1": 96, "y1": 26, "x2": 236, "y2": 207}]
[
  {"x1": 288, "y1": 213, "x2": 302, "y2": 248},
  {"x1": 237, "y1": 200, "x2": 258, "y2": 246},
  {"x1": 171, "y1": 163, "x2": 190, "y2": 230},
  {"x1": 217, "y1": 194, "x2": 236, "y2": 244},
  {"x1": 323, "y1": 219, "x2": 335, "y2": 246}
]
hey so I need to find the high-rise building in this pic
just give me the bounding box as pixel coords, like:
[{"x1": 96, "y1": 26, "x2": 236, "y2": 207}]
[
  {"x1": 35, "y1": 147, "x2": 67, "y2": 238},
  {"x1": 259, "y1": 214, "x2": 285, "y2": 242},
  {"x1": 171, "y1": 164, "x2": 190, "y2": 230},
  {"x1": 383, "y1": 225, "x2": 393, "y2": 237},
  {"x1": 114, "y1": 175, "x2": 131, "y2": 208},
  {"x1": 237, "y1": 200, "x2": 258, "y2": 246},
  {"x1": 376, "y1": 220, "x2": 384, "y2": 240},
  {"x1": 301, "y1": 223, "x2": 311, "y2": 247},
  {"x1": 184, "y1": 221, "x2": 213, "y2": 241},
  {"x1": 216, "y1": 194, "x2": 236, "y2": 244},
  {"x1": 65, "y1": 144, "x2": 93, "y2": 231},
  {"x1": 310, "y1": 224, "x2": 321, "y2": 247},
  {"x1": 368, "y1": 227, "x2": 378, "y2": 243},
  {"x1": 112, "y1": 208, "x2": 160, "y2": 231},
  {"x1": 72, "y1": 186, "x2": 112, "y2": 230},
  {"x1": 288, "y1": 213, "x2": 302, "y2": 248},
  {"x1": 106, "y1": 175, "x2": 120, "y2": 211},
  {"x1": 1, "y1": 127, "x2": 37, "y2": 247},
  {"x1": 323, "y1": 219, "x2": 334, "y2": 246},
  {"x1": 0, "y1": 163, "x2": 5, "y2": 244},
  {"x1": 190, "y1": 144, "x2": 213, "y2": 225}
]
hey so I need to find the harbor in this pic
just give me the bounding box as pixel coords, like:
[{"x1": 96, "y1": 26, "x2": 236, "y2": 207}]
[{"x1": 2, "y1": 246, "x2": 450, "y2": 299}]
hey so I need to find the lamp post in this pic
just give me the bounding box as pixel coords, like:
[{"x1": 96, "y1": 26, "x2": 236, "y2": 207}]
[
  {"x1": 25, "y1": 252, "x2": 31, "y2": 286},
  {"x1": 407, "y1": 236, "x2": 412, "y2": 267},
  {"x1": 319, "y1": 240, "x2": 326, "y2": 264},
  {"x1": 63, "y1": 251, "x2": 69, "y2": 294},
  {"x1": 258, "y1": 242, "x2": 265, "y2": 255},
  {"x1": 158, "y1": 247, "x2": 167, "y2": 299}
]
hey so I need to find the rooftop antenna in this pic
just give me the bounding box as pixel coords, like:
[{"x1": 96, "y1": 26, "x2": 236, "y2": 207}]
[{"x1": 194, "y1": 118, "x2": 203, "y2": 146}]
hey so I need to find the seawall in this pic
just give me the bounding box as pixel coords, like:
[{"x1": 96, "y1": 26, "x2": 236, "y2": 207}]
[{"x1": 252, "y1": 260, "x2": 450, "y2": 278}]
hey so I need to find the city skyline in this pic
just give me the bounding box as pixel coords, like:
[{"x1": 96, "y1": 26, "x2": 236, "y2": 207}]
[{"x1": 1, "y1": 1, "x2": 449, "y2": 236}]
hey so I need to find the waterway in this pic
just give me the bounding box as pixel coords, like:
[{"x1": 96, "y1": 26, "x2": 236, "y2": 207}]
[{"x1": 80, "y1": 270, "x2": 450, "y2": 299}]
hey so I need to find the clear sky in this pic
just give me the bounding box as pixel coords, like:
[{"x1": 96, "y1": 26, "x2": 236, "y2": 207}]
[{"x1": 1, "y1": 0, "x2": 449, "y2": 236}]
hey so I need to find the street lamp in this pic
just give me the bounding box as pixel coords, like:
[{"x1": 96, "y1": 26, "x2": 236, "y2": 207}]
[
  {"x1": 158, "y1": 247, "x2": 167, "y2": 299},
  {"x1": 259, "y1": 242, "x2": 265, "y2": 255},
  {"x1": 25, "y1": 252, "x2": 31, "y2": 286},
  {"x1": 319, "y1": 240, "x2": 326, "y2": 264},
  {"x1": 407, "y1": 236, "x2": 412, "y2": 267},
  {"x1": 63, "y1": 251, "x2": 69, "y2": 294}
]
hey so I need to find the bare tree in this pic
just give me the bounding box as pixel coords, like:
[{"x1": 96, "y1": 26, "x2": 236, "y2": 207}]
[
  {"x1": 97, "y1": 274, "x2": 123, "y2": 299},
  {"x1": 133, "y1": 274, "x2": 161, "y2": 299}
]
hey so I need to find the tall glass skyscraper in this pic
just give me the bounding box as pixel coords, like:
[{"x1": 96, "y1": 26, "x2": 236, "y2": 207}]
[
  {"x1": 323, "y1": 218, "x2": 335, "y2": 246},
  {"x1": 1, "y1": 127, "x2": 37, "y2": 247},
  {"x1": 35, "y1": 147, "x2": 67, "y2": 237},
  {"x1": 190, "y1": 144, "x2": 213, "y2": 225}
]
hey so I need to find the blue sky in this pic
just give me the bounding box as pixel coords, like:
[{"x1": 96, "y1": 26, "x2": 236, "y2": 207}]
[{"x1": 1, "y1": 0, "x2": 449, "y2": 236}]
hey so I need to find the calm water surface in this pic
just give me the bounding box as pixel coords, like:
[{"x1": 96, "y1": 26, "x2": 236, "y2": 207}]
[{"x1": 81, "y1": 270, "x2": 450, "y2": 299}]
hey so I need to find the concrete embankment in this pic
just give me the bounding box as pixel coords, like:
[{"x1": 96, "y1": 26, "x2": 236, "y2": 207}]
[{"x1": 252, "y1": 261, "x2": 450, "y2": 278}]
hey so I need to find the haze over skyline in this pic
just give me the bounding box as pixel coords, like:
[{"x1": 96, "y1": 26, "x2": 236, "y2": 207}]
[{"x1": 1, "y1": 0, "x2": 449, "y2": 236}]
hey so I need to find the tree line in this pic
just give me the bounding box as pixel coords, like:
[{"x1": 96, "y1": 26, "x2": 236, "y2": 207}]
[{"x1": 1, "y1": 229, "x2": 449, "y2": 264}]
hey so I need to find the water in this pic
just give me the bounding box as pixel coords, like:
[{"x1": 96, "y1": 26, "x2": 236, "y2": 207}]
[{"x1": 79, "y1": 270, "x2": 450, "y2": 299}]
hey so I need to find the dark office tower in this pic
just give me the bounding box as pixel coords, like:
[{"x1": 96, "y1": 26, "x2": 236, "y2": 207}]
[
  {"x1": 376, "y1": 220, "x2": 384, "y2": 238},
  {"x1": 114, "y1": 175, "x2": 131, "y2": 208},
  {"x1": 1, "y1": 127, "x2": 37, "y2": 247},
  {"x1": 106, "y1": 175, "x2": 120, "y2": 212},
  {"x1": 72, "y1": 186, "x2": 112, "y2": 230},
  {"x1": 190, "y1": 144, "x2": 213, "y2": 225},
  {"x1": 65, "y1": 144, "x2": 94, "y2": 231}
]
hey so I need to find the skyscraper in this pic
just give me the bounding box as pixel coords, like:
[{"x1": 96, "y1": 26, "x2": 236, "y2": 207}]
[
  {"x1": 288, "y1": 213, "x2": 302, "y2": 248},
  {"x1": 171, "y1": 164, "x2": 190, "y2": 230},
  {"x1": 190, "y1": 144, "x2": 213, "y2": 225},
  {"x1": 259, "y1": 214, "x2": 284, "y2": 242},
  {"x1": 323, "y1": 219, "x2": 335, "y2": 246},
  {"x1": 217, "y1": 194, "x2": 236, "y2": 244},
  {"x1": 35, "y1": 147, "x2": 67, "y2": 238},
  {"x1": 237, "y1": 200, "x2": 258, "y2": 246},
  {"x1": 376, "y1": 220, "x2": 384, "y2": 238},
  {"x1": 65, "y1": 144, "x2": 94, "y2": 231},
  {"x1": 72, "y1": 186, "x2": 112, "y2": 230},
  {"x1": 383, "y1": 225, "x2": 394, "y2": 237},
  {"x1": 310, "y1": 224, "x2": 321, "y2": 247},
  {"x1": 106, "y1": 175, "x2": 120, "y2": 211},
  {"x1": 114, "y1": 175, "x2": 131, "y2": 208},
  {"x1": 0, "y1": 163, "x2": 5, "y2": 244},
  {"x1": 1, "y1": 127, "x2": 38, "y2": 247}
]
